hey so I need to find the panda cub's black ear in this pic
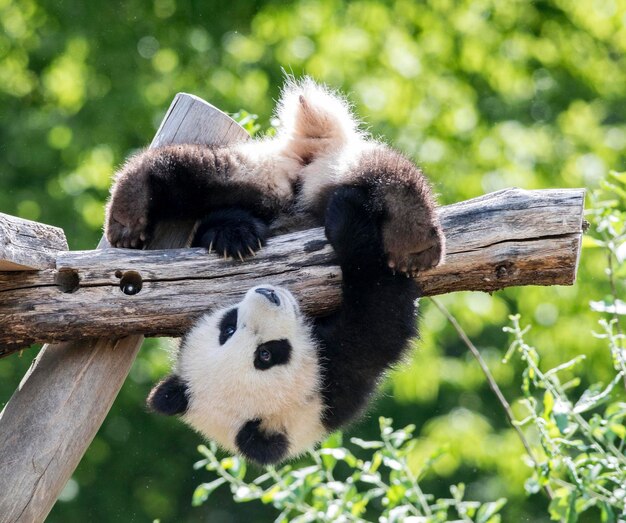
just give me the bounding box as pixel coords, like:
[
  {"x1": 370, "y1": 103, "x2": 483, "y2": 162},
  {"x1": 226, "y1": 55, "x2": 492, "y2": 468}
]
[
  {"x1": 147, "y1": 374, "x2": 189, "y2": 416},
  {"x1": 235, "y1": 419, "x2": 289, "y2": 466}
]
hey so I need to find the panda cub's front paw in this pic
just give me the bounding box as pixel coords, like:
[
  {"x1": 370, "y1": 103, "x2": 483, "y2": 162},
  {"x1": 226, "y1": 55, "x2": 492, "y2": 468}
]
[{"x1": 192, "y1": 208, "x2": 269, "y2": 260}]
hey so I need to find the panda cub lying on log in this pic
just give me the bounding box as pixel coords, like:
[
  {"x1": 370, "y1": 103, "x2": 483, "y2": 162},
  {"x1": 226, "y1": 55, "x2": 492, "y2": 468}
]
[
  {"x1": 105, "y1": 78, "x2": 445, "y2": 464},
  {"x1": 148, "y1": 187, "x2": 422, "y2": 465}
]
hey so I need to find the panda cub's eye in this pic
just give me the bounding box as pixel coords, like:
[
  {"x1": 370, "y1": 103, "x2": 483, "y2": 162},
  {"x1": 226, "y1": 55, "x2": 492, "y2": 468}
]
[
  {"x1": 219, "y1": 308, "x2": 238, "y2": 345},
  {"x1": 254, "y1": 339, "x2": 292, "y2": 370}
]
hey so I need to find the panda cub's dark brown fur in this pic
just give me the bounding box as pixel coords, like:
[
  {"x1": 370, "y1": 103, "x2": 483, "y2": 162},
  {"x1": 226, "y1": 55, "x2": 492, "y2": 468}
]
[{"x1": 105, "y1": 77, "x2": 444, "y2": 274}]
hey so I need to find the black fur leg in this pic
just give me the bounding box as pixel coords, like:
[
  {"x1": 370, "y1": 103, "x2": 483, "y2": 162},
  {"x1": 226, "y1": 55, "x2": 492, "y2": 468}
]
[
  {"x1": 324, "y1": 186, "x2": 386, "y2": 275},
  {"x1": 235, "y1": 419, "x2": 289, "y2": 466},
  {"x1": 147, "y1": 375, "x2": 189, "y2": 416},
  {"x1": 315, "y1": 185, "x2": 420, "y2": 433},
  {"x1": 192, "y1": 208, "x2": 270, "y2": 260}
]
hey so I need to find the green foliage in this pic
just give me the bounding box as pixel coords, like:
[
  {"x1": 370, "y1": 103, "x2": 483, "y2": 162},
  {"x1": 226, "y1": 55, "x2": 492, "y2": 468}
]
[
  {"x1": 1, "y1": 0, "x2": 625, "y2": 521},
  {"x1": 504, "y1": 314, "x2": 626, "y2": 522},
  {"x1": 231, "y1": 110, "x2": 263, "y2": 137},
  {"x1": 193, "y1": 418, "x2": 506, "y2": 523},
  {"x1": 588, "y1": 171, "x2": 626, "y2": 320},
  {"x1": 500, "y1": 172, "x2": 625, "y2": 522}
]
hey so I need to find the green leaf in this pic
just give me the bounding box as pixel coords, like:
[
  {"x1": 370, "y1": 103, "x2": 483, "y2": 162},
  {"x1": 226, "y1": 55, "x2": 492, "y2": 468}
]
[
  {"x1": 233, "y1": 485, "x2": 259, "y2": 502},
  {"x1": 450, "y1": 483, "x2": 465, "y2": 502},
  {"x1": 553, "y1": 399, "x2": 571, "y2": 434},
  {"x1": 350, "y1": 437, "x2": 384, "y2": 449},
  {"x1": 574, "y1": 374, "x2": 624, "y2": 414},
  {"x1": 370, "y1": 451, "x2": 383, "y2": 473},
  {"x1": 321, "y1": 431, "x2": 343, "y2": 449},
  {"x1": 549, "y1": 487, "x2": 577, "y2": 523},
  {"x1": 382, "y1": 456, "x2": 403, "y2": 471},
  {"x1": 261, "y1": 485, "x2": 281, "y2": 504},
  {"x1": 192, "y1": 478, "x2": 226, "y2": 506},
  {"x1": 476, "y1": 498, "x2": 507, "y2": 523},
  {"x1": 384, "y1": 484, "x2": 406, "y2": 508},
  {"x1": 524, "y1": 476, "x2": 541, "y2": 495},
  {"x1": 599, "y1": 501, "x2": 616, "y2": 523},
  {"x1": 590, "y1": 300, "x2": 626, "y2": 315},
  {"x1": 359, "y1": 472, "x2": 382, "y2": 485},
  {"x1": 351, "y1": 496, "x2": 369, "y2": 516},
  {"x1": 608, "y1": 423, "x2": 626, "y2": 439},
  {"x1": 544, "y1": 390, "x2": 555, "y2": 418}
]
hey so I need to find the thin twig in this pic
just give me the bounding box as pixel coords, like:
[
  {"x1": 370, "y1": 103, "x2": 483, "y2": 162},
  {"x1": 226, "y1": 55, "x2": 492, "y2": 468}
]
[
  {"x1": 429, "y1": 297, "x2": 554, "y2": 500},
  {"x1": 606, "y1": 250, "x2": 626, "y2": 389}
]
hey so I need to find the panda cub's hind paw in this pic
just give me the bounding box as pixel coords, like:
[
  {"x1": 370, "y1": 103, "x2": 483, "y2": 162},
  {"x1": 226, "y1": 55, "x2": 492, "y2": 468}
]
[
  {"x1": 106, "y1": 211, "x2": 150, "y2": 249},
  {"x1": 387, "y1": 224, "x2": 445, "y2": 277},
  {"x1": 192, "y1": 208, "x2": 269, "y2": 261}
]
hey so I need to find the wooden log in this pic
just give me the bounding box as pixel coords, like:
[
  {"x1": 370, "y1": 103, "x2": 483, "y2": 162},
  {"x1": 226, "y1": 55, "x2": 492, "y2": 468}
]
[
  {"x1": 0, "y1": 212, "x2": 67, "y2": 271},
  {"x1": 0, "y1": 188, "x2": 585, "y2": 356},
  {"x1": 0, "y1": 94, "x2": 249, "y2": 523}
]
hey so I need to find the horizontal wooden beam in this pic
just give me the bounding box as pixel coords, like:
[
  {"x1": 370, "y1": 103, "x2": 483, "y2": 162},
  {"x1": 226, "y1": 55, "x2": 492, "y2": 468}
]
[
  {"x1": 0, "y1": 187, "x2": 585, "y2": 357},
  {"x1": 0, "y1": 212, "x2": 67, "y2": 271}
]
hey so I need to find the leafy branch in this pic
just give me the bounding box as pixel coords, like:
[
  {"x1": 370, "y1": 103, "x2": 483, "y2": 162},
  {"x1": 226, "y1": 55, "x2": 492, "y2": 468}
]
[{"x1": 192, "y1": 418, "x2": 506, "y2": 523}]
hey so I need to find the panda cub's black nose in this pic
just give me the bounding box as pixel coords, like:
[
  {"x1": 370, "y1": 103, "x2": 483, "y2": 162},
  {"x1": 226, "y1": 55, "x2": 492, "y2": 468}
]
[{"x1": 255, "y1": 288, "x2": 281, "y2": 306}]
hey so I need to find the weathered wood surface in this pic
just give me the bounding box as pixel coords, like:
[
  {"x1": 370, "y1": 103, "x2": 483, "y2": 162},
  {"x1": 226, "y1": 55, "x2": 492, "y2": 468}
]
[
  {"x1": 0, "y1": 94, "x2": 249, "y2": 523},
  {"x1": 0, "y1": 187, "x2": 585, "y2": 356},
  {"x1": 0, "y1": 212, "x2": 67, "y2": 271}
]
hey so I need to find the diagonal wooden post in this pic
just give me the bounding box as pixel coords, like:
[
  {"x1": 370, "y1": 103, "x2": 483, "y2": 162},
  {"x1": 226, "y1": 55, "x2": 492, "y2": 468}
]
[{"x1": 0, "y1": 94, "x2": 249, "y2": 523}]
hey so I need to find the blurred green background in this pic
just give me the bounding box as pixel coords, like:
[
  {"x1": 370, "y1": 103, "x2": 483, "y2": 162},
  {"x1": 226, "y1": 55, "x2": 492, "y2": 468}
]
[{"x1": 1, "y1": 0, "x2": 625, "y2": 521}]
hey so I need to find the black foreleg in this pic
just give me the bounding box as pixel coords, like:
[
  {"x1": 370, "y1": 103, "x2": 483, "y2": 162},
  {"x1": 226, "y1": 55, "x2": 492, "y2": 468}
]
[{"x1": 315, "y1": 186, "x2": 420, "y2": 431}]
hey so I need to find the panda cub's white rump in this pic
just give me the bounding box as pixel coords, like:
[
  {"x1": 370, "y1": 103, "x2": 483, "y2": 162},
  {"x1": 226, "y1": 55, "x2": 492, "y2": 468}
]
[{"x1": 275, "y1": 76, "x2": 363, "y2": 163}]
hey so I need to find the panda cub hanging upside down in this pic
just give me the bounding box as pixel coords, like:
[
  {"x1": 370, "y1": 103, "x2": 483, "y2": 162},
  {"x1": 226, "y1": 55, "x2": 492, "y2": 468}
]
[
  {"x1": 148, "y1": 187, "x2": 422, "y2": 465},
  {"x1": 105, "y1": 78, "x2": 445, "y2": 464}
]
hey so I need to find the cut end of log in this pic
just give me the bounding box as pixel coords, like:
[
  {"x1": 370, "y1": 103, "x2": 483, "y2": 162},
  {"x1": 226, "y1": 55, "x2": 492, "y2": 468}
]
[{"x1": 0, "y1": 212, "x2": 68, "y2": 271}]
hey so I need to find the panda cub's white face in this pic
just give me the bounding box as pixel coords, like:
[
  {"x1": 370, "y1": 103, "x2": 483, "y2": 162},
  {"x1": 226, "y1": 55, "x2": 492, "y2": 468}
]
[{"x1": 177, "y1": 285, "x2": 326, "y2": 460}]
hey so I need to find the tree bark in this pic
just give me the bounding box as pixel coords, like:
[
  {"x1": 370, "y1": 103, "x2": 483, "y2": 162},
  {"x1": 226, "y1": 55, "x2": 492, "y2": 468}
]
[
  {"x1": 0, "y1": 94, "x2": 249, "y2": 523},
  {"x1": 0, "y1": 212, "x2": 67, "y2": 271},
  {"x1": 0, "y1": 187, "x2": 585, "y2": 356}
]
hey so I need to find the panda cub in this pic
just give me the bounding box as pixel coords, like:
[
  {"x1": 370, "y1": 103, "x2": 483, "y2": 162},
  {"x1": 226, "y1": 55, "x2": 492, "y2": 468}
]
[
  {"x1": 105, "y1": 77, "x2": 444, "y2": 274},
  {"x1": 148, "y1": 187, "x2": 420, "y2": 465}
]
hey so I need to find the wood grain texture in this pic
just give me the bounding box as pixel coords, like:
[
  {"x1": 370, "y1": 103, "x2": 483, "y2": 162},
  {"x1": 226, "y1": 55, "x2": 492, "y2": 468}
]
[
  {"x1": 0, "y1": 212, "x2": 67, "y2": 271},
  {"x1": 0, "y1": 94, "x2": 249, "y2": 523},
  {"x1": 0, "y1": 188, "x2": 585, "y2": 355}
]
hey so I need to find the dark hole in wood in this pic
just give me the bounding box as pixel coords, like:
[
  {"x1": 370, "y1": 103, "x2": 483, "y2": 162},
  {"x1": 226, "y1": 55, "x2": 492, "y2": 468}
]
[
  {"x1": 118, "y1": 270, "x2": 143, "y2": 295},
  {"x1": 55, "y1": 269, "x2": 80, "y2": 293},
  {"x1": 496, "y1": 264, "x2": 510, "y2": 278}
]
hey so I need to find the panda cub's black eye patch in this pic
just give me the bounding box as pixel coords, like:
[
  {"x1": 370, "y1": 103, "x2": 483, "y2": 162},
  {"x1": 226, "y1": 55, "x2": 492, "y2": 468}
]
[
  {"x1": 254, "y1": 339, "x2": 292, "y2": 370},
  {"x1": 219, "y1": 308, "x2": 238, "y2": 345}
]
